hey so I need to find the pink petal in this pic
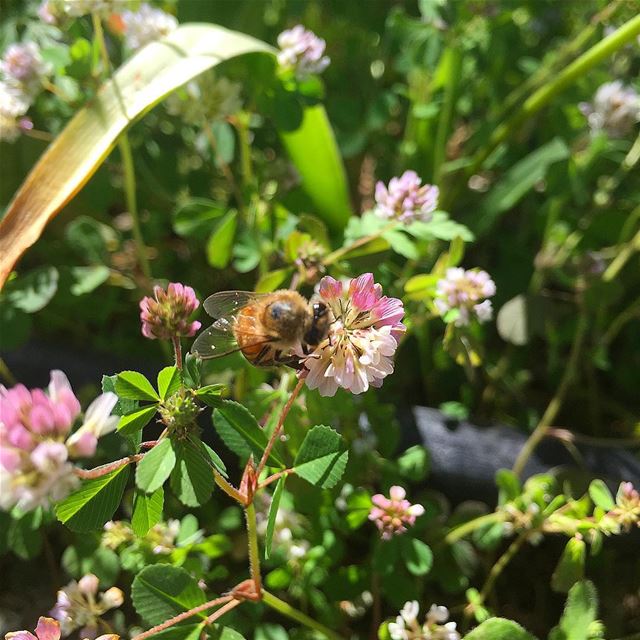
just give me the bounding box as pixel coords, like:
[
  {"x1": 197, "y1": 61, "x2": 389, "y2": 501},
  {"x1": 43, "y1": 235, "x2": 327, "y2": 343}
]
[{"x1": 36, "y1": 617, "x2": 61, "y2": 640}]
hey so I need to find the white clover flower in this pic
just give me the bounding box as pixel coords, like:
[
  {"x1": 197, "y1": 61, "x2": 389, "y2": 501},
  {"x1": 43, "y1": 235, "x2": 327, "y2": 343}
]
[
  {"x1": 0, "y1": 42, "x2": 49, "y2": 86},
  {"x1": 0, "y1": 80, "x2": 31, "y2": 142},
  {"x1": 277, "y1": 25, "x2": 330, "y2": 79},
  {"x1": 386, "y1": 602, "x2": 460, "y2": 640},
  {"x1": 60, "y1": 0, "x2": 119, "y2": 18},
  {"x1": 434, "y1": 267, "x2": 496, "y2": 327},
  {"x1": 122, "y1": 3, "x2": 178, "y2": 50},
  {"x1": 579, "y1": 81, "x2": 640, "y2": 138}
]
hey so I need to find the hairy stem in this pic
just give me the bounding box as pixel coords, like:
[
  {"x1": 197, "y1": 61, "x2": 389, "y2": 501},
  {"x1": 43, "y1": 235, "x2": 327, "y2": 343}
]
[
  {"x1": 172, "y1": 336, "x2": 183, "y2": 370},
  {"x1": 255, "y1": 375, "x2": 306, "y2": 478},
  {"x1": 204, "y1": 598, "x2": 242, "y2": 624},
  {"x1": 262, "y1": 590, "x2": 342, "y2": 640},
  {"x1": 479, "y1": 531, "x2": 529, "y2": 603},
  {"x1": 131, "y1": 596, "x2": 233, "y2": 640},
  {"x1": 444, "y1": 512, "x2": 506, "y2": 546},
  {"x1": 512, "y1": 309, "x2": 589, "y2": 476},
  {"x1": 74, "y1": 453, "x2": 144, "y2": 479},
  {"x1": 213, "y1": 470, "x2": 247, "y2": 505},
  {"x1": 245, "y1": 503, "x2": 262, "y2": 596}
]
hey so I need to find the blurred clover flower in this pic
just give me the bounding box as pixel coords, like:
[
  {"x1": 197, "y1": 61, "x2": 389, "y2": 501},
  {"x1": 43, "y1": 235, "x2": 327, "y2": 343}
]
[
  {"x1": 139, "y1": 282, "x2": 201, "y2": 340},
  {"x1": 50, "y1": 574, "x2": 123, "y2": 639},
  {"x1": 374, "y1": 171, "x2": 439, "y2": 224},
  {"x1": 388, "y1": 601, "x2": 460, "y2": 640},
  {"x1": 256, "y1": 494, "x2": 309, "y2": 561},
  {"x1": 102, "y1": 518, "x2": 184, "y2": 554},
  {"x1": 0, "y1": 43, "x2": 49, "y2": 89},
  {"x1": 0, "y1": 81, "x2": 31, "y2": 142},
  {"x1": 302, "y1": 273, "x2": 405, "y2": 397},
  {"x1": 369, "y1": 485, "x2": 424, "y2": 540},
  {"x1": 579, "y1": 81, "x2": 640, "y2": 138},
  {"x1": 434, "y1": 267, "x2": 496, "y2": 327},
  {"x1": 0, "y1": 371, "x2": 118, "y2": 511},
  {"x1": 165, "y1": 74, "x2": 243, "y2": 125},
  {"x1": 277, "y1": 25, "x2": 330, "y2": 80},
  {"x1": 121, "y1": 3, "x2": 178, "y2": 50}
]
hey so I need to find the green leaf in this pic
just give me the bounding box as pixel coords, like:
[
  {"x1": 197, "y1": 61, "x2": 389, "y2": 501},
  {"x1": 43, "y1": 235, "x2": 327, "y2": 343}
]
[
  {"x1": 132, "y1": 487, "x2": 164, "y2": 537},
  {"x1": 265, "y1": 474, "x2": 287, "y2": 559},
  {"x1": 552, "y1": 537, "x2": 586, "y2": 594},
  {"x1": 397, "y1": 445, "x2": 430, "y2": 482},
  {"x1": 170, "y1": 440, "x2": 214, "y2": 507},
  {"x1": 136, "y1": 439, "x2": 177, "y2": 493},
  {"x1": 497, "y1": 294, "x2": 529, "y2": 346},
  {"x1": 383, "y1": 230, "x2": 419, "y2": 259},
  {"x1": 66, "y1": 216, "x2": 117, "y2": 263},
  {"x1": 400, "y1": 537, "x2": 433, "y2": 576},
  {"x1": 115, "y1": 371, "x2": 160, "y2": 402},
  {"x1": 157, "y1": 366, "x2": 182, "y2": 400},
  {"x1": 70, "y1": 265, "x2": 110, "y2": 295},
  {"x1": 172, "y1": 198, "x2": 225, "y2": 238},
  {"x1": 345, "y1": 489, "x2": 372, "y2": 530},
  {"x1": 293, "y1": 425, "x2": 348, "y2": 489},
  {"x1": 148, "y1": 624, "x2": 205, "y2": 640},
  {"x1": 463, "y1": 618, "x2": 538, "y2": 640},
  {"x1": 0, "y1": 23, "x2": 274, "y2": 287},
  {"x1": 131, "y1": 565, "x2": 206, "y2": 626},
  {"x1": 56, "y1": 466, "x2": 130, "y2": 532},
  {"x1": 588, "y1": 480, "x2": 615, "y2": 511},
  {"x1": 551, "y1": 580, "x2": 600, "y2": 640},
  {"x1": 102, "y1": 374, "x2": 139, "y2": 416},
  {"x1": 8, "y1": 510, "x2": 42, "y2": 559},
  {"x1": 255, "y1": 268, "x2": 294, "y2": 293},
  {"x1": 280, "y1": 105, "x2": 352, "y2": 231},
  {"x1": 206, "y1": 210, "x2": 238, "y2": 269},
  {"x1": 117, "y1": 404, "x2": 158, "y2": 436},
  {"x1": 61, "y1": 543, "x2": 119, "y2": 586},
  {"x1": 211, "y1": 120, "x2": 236, "y2": 166},
  {"x1": 213, "y1": 401, "x2": 284, "y2": 467},
  {"x1": 203, "y1": 443, "x2": 228, "y2": 478},
  {"x1": 4, "y1": 266, "x2": 59, "y2": 313},
  {"x1": 478, "y1": 137, "x2": 570, "y2": 234},
  {"x1": 408, "y1": 212, "x2": 474, "y2": 242},
  {"x1": 496, "y1": 468, "x2": 522, "y2": 504},
  {"x1": 196, "y1": 384, "x2": 225, "y2": 407},
  {"x1": 183, "y1": 353, "x2": 201, "y2": 389}
]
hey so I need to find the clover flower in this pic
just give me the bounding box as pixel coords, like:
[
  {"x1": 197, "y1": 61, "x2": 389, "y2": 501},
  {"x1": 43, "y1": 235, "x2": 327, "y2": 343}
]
[
  {"x1": 121, "y1": 3, "x2": 178, "y2": 50},
  {"x1": 139, "y1": 282, "x2": 201, "y2": 340},
  {"x1": 374, "y1": 171, "x2": 439, "y2": 224},
  {"x1": 6, "y1": 617, "x2": 62, "y2": 640},
  {"x1": 50, "y1": 574, "x2": 123, "y2": 639},
  {"x1": 0, "y1": 42, "x2": 49, "y2": 88},
  {"x1": 434, "y1": 267, "x2": 496, "y2": 327},
  {"x1": 302, "y1": 273, "x2": 405, "y2": 397},
  {"x1": 369, "y1": 485, "x2": 424, "y2": 540},
  {"x1": 102, "y1": 518, "x2": 183, "y2": 554},
  {"x1": 608, "y1": 482, "x2": 640, "y2": 532},
  {"x1": 277, "y1": 25, "x2": 330, "y2": 80},
  {"x1": 388, "y1": 602, "x2": 460, "y2": 640},
  {"x1": 1, "y1": 81, "x2": 31, "y2": 141},
  {"x1": 579, "y1": 81, "x2": 640, "y2": 138},
  {"x1": 0, "y1": 371, "x2": 118, "y2": 511}
]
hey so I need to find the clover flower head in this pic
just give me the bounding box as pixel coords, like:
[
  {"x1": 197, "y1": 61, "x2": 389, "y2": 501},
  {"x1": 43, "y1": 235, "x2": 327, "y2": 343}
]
[
  {"x1": 579, "y1": 81, "x2": 640, "y2": 138},
  {"x1": 374, "y1": 171, "x2": 439, "y2": 224},
  {"x1": 277, "y1": 25, "x2": 330, "y2": 80},
  {"x1": 50, "y1": 573, "x2": 123, "y2": 639},
  {"x1": 147, "y1": 518, "x2": 182, "y2": 554},
  {"x1": 608, "y1": 481, "x2": 640, "y2": 532},
  {"x1": 139, "y1": 282, "x2": 201, "y2": 340},
  {"x1": 122, "y1": 3, "x2": 178, "y2": 50},
  {"x1": 102, "y1": 520, "x2": 134, "y2": 549},
  {"x1": 434, "y1": 267, "x2": 496, "y2": 327},
  {"x1": 58, "y1": 0, "x2": 119, "y2": 18},
  {"x1": 0, "y1": 79, "x2": 33, "y2": 142},
  {"x1": 0, "y1": 371, "x2": 118, "y2": 511},
  {"x1": 388, "y1": 601, "x2": 460, "y2": 640},
  {"x1": 38, "y1": 1, "x2": 58, "y2": 24},
  {"x1": 369, "y1": 485, "x2": 424, "y2": 540},
  {"x1": 6, "y1": 617, "x2": 62, "y2": 640},
  {"x1": 0, "y1": 42, "x2": 48, "y2": 86},
  {"x1": 302, "y1": 273, "x2": 405, "y2": 397}
]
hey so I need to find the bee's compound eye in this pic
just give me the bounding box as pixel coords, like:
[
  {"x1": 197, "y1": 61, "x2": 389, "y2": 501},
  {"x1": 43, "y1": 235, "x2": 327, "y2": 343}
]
[{"x1": 313, "y1": 302, "x2": 328, "y2": 319}]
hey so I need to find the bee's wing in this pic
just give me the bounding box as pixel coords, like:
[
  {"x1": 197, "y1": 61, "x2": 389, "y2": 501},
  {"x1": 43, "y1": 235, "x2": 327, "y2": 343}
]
[
  {"x1": 191, "y1": 317, "x2": 276, "y2": 360},
  {"x1": 203, "y1": 290, "x2": 267, "y2": 319}
]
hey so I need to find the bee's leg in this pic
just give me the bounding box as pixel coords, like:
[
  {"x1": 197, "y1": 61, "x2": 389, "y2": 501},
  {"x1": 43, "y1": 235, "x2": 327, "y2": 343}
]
[
  {"x1": 274, "y1": 350, "x2": 304, "y2": 370},
  {"x1": 253, "y1": 345, "x2": 271, "y2": 365}
]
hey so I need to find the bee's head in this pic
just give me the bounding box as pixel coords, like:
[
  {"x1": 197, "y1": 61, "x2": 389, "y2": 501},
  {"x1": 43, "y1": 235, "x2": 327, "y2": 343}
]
[{"x1": 264, "y1": 298, "x2": 307, "y2": 340}]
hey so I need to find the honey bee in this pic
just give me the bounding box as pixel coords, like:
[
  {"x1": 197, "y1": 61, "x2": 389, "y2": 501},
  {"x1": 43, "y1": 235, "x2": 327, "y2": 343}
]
[{"x1": 191, "y1": 290, "x2": 330, "y2": 367}]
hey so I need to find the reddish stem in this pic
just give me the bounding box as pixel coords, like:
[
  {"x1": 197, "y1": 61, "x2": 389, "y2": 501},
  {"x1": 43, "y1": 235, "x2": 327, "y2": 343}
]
[
  {"x1": 255, "y1": 375, "x2": 306, "y2": 479},
  {"x1": 258, "y1": 469, "x2": 293, "y2": 490},
  {"x1": 172, "y1": 336, "x2": 183, "y2": 369},
  {"x1": 131, "y1": 596, "x2": 233, "y2": 640},
  {"x1": 74, "y1": 453, "x2": 144, "y2": 479},
  {"x1": 204, "y1": 598, "x2": 242, "y2": 624}
]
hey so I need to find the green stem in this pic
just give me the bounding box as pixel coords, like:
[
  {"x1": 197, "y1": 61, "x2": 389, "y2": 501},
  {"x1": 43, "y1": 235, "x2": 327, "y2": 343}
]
[
  {"x1": 444, "y1": 512, "x2": 506, "y2": 545},
  {"x1": 234, "y1": 112, "x2": 254, "y2": 188},
  {"x1": 600, "y1": 296, "x2": 640, "y2": 347},
  {"x1": 245, "y1": 503, "x2": 262, "y2": 595},
  {"x1": 603, "y1": 223, "x2": 640, "y2": 282},
  {"x1": 512, "y1": 309, "x2": 589, "y2": 476},
  {"x1": 92, "y1": 13, "x2": 152, "y2": 283},
  {"x1": 479, "y1": 531, "x2": 529, "y2": 603},
  {"x1": 467, "y1": 13, "x2": 640, "y2": 176},
  {"x1": 0, "y1": 357, "x2": 17, "y2": 385},
  {"x1": 262, "y1": 590, "x2": 342, "y2": 640}
]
